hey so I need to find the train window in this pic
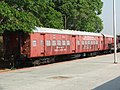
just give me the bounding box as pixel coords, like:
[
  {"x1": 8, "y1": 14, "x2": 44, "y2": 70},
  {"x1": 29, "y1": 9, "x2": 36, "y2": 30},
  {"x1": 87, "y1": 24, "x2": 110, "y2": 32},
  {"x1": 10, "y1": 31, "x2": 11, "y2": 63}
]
[
  {"x1": 46, "y1": 40, "x2": 51, "y2": 46},
  {"x1": 96, "y1": 41, "x2": 98, "y2": 45},
  {"x1": 40, "y1": 40, "x2": 44, "y2": 46},
  {"x1": 87, "y1": 41, "x2": 89, "y2": 45},
  {"x1": 77, "y1": 41, "x2": 80, "y2": 45},
  {"x1": 62, "y1": 40, "x2": 66, "y2": 46},
  {"x1": 67, "y1": 40, "x2": 70, "y2": 46},
  {"x1": 88, "y1": 41, "x2": 90, "y2": 45},
  {"x1": 82, "y1": 41, "x2": 84, "y2": 45},
  {"x1": 95, "y1": 41, "x2": 96, "y2": 44},
  {"x1": 52, "y1": 40, "x2": 56, "y2": 46},
  {"x1": 57, "y1": 40, "x2": 61, "y2": 46},
  {"x1": 33, "y1": 40, "x2": 37, "y2": 47}
]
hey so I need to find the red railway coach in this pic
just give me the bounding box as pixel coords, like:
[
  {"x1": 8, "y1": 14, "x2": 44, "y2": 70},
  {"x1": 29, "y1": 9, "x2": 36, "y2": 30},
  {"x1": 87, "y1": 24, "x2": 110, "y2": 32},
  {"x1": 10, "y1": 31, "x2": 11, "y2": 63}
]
[
  {"x1": 102, "y1": 34, "x2": 114, "y2": 52},
  {"x1": 117, "y1": 34, "x2": 120, "y2": 51},
  {"x1": 30, "y1": 27, "x2": 103, "y2": 58},
  {"x1": 3, "y1": 27, "x2": 114, "y2": 67}
]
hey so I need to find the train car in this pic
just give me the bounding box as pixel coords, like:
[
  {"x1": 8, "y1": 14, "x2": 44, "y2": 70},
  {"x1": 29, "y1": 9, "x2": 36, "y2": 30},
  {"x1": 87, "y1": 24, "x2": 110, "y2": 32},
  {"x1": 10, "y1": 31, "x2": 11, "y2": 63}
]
[
  {"x1": 117, "y1": 34, "x2": 120, "y2": 51},
  {"x1": 102, "y1": 34, "x2": 114, "y2": 53},
  {"x1": 74, "y1": 31, "x2": 103, "y2": 56},
  {"x1": 31, "y1": 27, "x2": 103, "y2": 58},
  {"x1": 3, "y1": 27, "x2": 114, "y2": 67}
]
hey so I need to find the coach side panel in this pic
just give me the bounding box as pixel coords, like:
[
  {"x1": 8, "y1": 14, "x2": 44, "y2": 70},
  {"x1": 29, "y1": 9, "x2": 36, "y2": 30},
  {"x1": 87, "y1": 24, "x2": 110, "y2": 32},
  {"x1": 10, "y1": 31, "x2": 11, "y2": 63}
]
[
  {"x1": 30, "y1": 33, "x2": 45, "y2": 58},
  {"x1": 45, "y1": 34, "x2": 74, "y2": 56},
  {"x1": 30, "y1": 33, "x2": 76, "y2": 58},
  {"x1": 80, "y1": 36, "x2": 100, "y2": 53}
]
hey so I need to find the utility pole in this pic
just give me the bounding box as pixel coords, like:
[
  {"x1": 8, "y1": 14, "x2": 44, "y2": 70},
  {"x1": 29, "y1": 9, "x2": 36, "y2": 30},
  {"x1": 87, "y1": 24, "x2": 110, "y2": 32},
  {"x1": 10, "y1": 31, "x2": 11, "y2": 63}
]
[{"x1": 113, "y1": 0, "x2": 118, "y2": 64}]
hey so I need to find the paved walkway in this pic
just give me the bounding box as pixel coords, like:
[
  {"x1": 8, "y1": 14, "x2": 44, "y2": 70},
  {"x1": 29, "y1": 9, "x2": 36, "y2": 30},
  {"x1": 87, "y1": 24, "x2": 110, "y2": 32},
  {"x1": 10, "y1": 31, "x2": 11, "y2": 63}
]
[{"x1": 0, "y1": 53, "x2": 120, "y2": 90}]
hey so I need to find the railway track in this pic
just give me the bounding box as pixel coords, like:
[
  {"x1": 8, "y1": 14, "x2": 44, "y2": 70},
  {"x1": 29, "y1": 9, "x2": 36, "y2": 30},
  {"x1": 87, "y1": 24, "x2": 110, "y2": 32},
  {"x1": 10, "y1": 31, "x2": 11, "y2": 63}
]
[{"x1": 1, "y1": 52, "x2": 119, "y2": 73}]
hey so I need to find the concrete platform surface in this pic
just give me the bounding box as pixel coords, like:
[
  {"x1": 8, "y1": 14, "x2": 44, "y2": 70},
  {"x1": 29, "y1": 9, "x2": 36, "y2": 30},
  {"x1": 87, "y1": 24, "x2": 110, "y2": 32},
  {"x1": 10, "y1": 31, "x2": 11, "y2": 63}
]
[{"x1": 0, "y1": 53, "x2": 120, "y2": 90}]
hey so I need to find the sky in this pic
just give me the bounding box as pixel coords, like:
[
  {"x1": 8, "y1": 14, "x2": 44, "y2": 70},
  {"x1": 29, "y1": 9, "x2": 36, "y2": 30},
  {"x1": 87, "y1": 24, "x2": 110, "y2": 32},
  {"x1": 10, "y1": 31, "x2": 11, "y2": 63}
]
[{"x1": 101, "y1": 0, "x2": 120, "y2": 35}]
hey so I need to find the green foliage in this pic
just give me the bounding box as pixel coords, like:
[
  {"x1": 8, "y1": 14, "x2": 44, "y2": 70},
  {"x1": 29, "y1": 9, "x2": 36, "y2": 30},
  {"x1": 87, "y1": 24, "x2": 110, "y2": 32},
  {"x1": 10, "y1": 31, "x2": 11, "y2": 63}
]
[
  {"x1": 0, "y1": 1, "x2": 42, "y2": 33},
  {"x1": 53, "y1": 0, "x2": 103, "y2": 32},
  {"x1": 0, "y1": 0, "x2": 103, "y2": 33},
  {"x1": 4, "y1": 0, "x2": 64, "y2": 29}
]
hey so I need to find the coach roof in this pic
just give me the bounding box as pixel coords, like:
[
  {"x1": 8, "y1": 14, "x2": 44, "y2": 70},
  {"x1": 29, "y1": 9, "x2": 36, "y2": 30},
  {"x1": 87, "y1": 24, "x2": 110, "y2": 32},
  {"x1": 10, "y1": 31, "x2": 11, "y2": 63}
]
[
  {"x1": 102, "y1": 33, "x2": 114, "y2": 38},
  {"x1": 34, "y1": 27, "x2": 103, "y2": 36}
]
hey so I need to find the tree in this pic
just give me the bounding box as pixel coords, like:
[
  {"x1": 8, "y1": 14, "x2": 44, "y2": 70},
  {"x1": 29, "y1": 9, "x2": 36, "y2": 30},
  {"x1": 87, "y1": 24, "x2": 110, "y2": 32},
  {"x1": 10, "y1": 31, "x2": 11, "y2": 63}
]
[
  {"x1": 53, "y1": 0, "x2": 103, "y2": 32},
  {"x1": 0, "y1": 0, "x2": 64, "y2": 34},
  {"x1": 0, "y1": 0, "x2": 103, "y2": 34},
  {"x1": 5, "y1": 0, "x2": 64, "y2": 29},
  {"x1": 0, "y1": 1, "x2": 41, "y2": 34}
]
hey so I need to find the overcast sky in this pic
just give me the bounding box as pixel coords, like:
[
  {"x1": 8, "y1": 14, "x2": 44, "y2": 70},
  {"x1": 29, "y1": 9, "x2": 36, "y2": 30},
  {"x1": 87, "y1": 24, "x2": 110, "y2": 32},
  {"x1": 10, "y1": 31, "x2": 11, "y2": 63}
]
[{"x1": 101, "y1": 0, "x2": 120, "y2": 35}]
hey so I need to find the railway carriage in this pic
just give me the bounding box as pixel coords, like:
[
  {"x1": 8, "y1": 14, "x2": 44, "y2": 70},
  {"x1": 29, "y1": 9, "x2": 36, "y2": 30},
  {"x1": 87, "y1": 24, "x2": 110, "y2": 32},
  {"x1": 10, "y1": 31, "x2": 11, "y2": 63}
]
[
  {"x1": 31, "y1": 27, "x2": 103, "y2": 57},
  {"x1": 3, "y1": 27, "x2": 114, "y2": 67},
  {"x1": 117, "y1": 35, "x2": 120, "y2": 51},
  {"x1": 102, "y1": 34, "x2": 114, "y2": 53}
]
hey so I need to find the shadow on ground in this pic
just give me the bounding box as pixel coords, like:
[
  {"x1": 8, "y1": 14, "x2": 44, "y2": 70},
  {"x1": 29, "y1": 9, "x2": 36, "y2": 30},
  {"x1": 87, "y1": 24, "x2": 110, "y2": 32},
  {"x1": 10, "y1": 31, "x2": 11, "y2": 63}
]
[{"x1": 93, "y1": 76, "x2": 120, "y2": 90}]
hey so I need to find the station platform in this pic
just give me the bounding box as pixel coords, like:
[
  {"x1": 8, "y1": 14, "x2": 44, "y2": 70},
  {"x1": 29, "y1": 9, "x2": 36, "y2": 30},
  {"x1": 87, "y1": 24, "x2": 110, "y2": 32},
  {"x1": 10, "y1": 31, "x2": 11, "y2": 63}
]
[{"x1": 0, "y1": 53, "x2": 120, "y2": 90}]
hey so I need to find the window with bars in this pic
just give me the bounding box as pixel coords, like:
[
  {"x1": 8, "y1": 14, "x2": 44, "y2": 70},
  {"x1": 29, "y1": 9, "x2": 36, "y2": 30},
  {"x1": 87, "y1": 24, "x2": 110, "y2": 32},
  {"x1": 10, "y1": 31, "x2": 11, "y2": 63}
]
[
  {"x1": 57, "y1": 40, "x2": 61, "y2": 46},
  {"x1": 82, "y1": 41, "x2": 84, "y2": 45},
  {"x1": 46, "y1": 40, "x2": 51, "y2": 46},
  {"x1": 62, "y1": 40, "x2": 66, "y2": 46},
  {"x1": 77, "y1": 41, "x2": 80, "y2": 45},
  {"x1": 52, "y1": 40, "x2": 56, "y2": 46},
  {"x1": 33, "y1": 40, "x2": 37, "y2": 47},
  {"x1": 67, "y1": 40, "x2": 70, "y2": 46}
]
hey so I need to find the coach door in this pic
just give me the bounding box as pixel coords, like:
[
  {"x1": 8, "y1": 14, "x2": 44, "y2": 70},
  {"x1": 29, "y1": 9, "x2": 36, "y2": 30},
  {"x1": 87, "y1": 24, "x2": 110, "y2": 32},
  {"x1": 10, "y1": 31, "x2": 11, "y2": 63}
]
[
  {"x1": 98, "y1": 37, "x2": 101, "y2": 50},
  {"x1": 72, "y1": 35, "x2": 76, "y2": 53},
  {"x1": 40, "y1": 34, "x2": 45, "y2": 56}
]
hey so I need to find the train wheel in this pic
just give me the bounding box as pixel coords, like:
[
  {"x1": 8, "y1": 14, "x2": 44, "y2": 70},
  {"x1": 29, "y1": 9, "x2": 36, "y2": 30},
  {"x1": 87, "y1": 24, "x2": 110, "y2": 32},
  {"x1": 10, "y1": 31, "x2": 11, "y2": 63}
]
[{"x1": 33, "y1": 60, "x2": 41, "y2": 66}]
